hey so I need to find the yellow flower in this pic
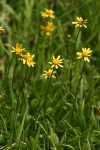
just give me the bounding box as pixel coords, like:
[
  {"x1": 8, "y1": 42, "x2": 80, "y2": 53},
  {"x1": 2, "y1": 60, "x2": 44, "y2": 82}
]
[
  {"x1": 41, "y1": 8, "x2": 55, "y2": 18},
  {"x1": 40, "y1": 22, "x2": 54, "y2": 36},
  {"x1": 11, "y1": 43, "x2": 25, "y2": 55},
  {"x1": 43, "y1": 69, "x2": 56, "y2": 79},
  {"x1": 19, "y1": 53, "x2": 35, "y2": 67},
  {"x1": 49, "y1": 55, "x2": 64, "y2": 69},
  {"x1": 0, "y1": 26, "x2": 3, "y2": 32},
  {"x1": 77, "y1": 48, "x2": 92, "y2": 62},
  {"x1": 72, "y1": 17, "x2": 87, "y2": 28}
]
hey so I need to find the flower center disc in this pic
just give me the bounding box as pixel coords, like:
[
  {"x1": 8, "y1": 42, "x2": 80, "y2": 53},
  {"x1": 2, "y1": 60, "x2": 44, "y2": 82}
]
[
  {"x1": 82, "y1": 52, "x2": 88, "y2": 57},
  {"x1": 78, "y1": 19, "x2": 84, "y2": 25},
  {"x1": 23, "y1": 55, "x2": 30, "y2": 60},
  {"x1": 53, "y1": 59, "x2": 59, "y2": 65},
  {"x1": 45, "y1": 26, "x2": 51, "y2": 32},
  {"x1": 47, "y1": 10, "x2": 52, "y2": 15},
  {"x1": 47, "y1": 71, "x2": 52, "y2": 76}
]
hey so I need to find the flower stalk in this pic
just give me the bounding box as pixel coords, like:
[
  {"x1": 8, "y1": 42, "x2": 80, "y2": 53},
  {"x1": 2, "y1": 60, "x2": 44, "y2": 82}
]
[
  {"x1": 12, "y1": 56, "x2": 19, "y2": 89},
  {"x1": 42, "y1": 73, "x2": 52, "y2": 111},
  {"x1": 74, "y1": 61, "x2": 85, "y2": 109},
  {"x1": 16, "y1": 66, "x2": 28, "y2": 111},
  {"x1": 73, "y1": 28, "x2": 81, "y2": 57}
]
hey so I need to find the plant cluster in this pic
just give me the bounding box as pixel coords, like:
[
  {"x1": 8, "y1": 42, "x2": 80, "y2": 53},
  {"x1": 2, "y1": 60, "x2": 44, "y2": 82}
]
[{"x1": 0, "y1": 2, "x2": 100, "y2": 149}]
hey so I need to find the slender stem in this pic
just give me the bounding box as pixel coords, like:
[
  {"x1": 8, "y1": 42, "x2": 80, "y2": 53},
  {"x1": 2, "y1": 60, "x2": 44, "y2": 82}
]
[
  {"x1": 19, "y1": 62, "x2": 24, "y2": 80},
  {"x1": 35, "y1": 34, "x2": 40, "y2": 58},
  {"x1": 71, "y1": 61, "x2": 84, "y2": 120},
  {"x1": 12, "y1": 56, "x2": 19, "y2": 89},
  {"x1": 5, "y1": 55, "x2": 13, "y2": 83},
  {"x1": 19, "y1": 66, "x2": 28, "y2": 95},
  {"x1": 16, "y1": 66, "x2": 28, "y2": 111},
  {"x1": 73, "y1": 28, "x2": 80, "y2": 57},
  {"x1": 74, "y1": 61, "x2": 85, "y2": 108},
  {"x1": 66, "y1": 39, "x2": 69, "y2": 60},
  {"x1": 69, "y1": 28, "x2": 80, "y2": 101},
  {"x1": 69, "y1": 67, "x2": 72, "y2": 95},
  {"x1": 42, "y1": 75, "x2": 52, "y2": 111}
]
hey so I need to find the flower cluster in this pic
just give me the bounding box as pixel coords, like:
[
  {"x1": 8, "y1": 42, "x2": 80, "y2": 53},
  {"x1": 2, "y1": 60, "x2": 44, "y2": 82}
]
[
  {"x1": 11, "y1": 43, "x2": 35, "y2": 67},
  {"x1": 43, "y1": 55, "x2": 64, "y2": 79},
  {"x1": 72, "y1": 17, "x2": 92, "y2": 61},
  {"x1": 10, "y1": 14, "x2": 92, "y2": 80},
  {"x1": 40, "y1": 8, "x2": 55, "y2": 36}
]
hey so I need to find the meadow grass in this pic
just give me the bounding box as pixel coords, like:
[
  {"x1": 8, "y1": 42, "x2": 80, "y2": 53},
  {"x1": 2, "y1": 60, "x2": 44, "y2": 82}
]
[{"x1": 0, "y1": 0, "x2": 100, "y2": 149}]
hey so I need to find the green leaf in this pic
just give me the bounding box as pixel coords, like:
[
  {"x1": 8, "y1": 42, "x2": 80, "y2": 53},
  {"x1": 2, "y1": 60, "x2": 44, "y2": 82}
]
[
  {"x1": 50, "y1": 127, "x2": 59, "y2": 146},
  {"x1": 30, "y1": 127, "x2": 40, "y2": 150}
]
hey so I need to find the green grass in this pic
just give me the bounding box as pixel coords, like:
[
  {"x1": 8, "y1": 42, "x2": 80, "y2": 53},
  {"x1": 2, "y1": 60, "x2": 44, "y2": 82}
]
[{"x1": 0, "y1": 0, "x2": 100, "y2": 149}]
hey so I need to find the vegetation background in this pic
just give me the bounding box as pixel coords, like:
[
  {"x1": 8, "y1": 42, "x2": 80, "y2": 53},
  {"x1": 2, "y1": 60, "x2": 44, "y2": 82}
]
[{"x1": 0, "y1": 0, "x2": 100, "y2": 149}]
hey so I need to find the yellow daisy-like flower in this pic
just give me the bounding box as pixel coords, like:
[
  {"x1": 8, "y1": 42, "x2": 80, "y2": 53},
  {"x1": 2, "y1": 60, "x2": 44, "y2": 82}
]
[
  {"x1": 43, "y1": 69, "x2": 56, "y2": 79},
  {"x1": 19, "y1": 53, "x2": 35, "y2": 67},
  {"x1": 41, "y1": 8, "x2": 55, "y2": 18},
  {"x1": 11, "y1": 43, "x2": 25, "y2": 55},
  {"x1": 40, "y1": 22, "x2": 54, "y2": 36},
  {"x1": 49, "y1": 55, "x2": 64, "y2": 69},
  {"x1": 0, "y1": 26, "x2": 3, "y2": 32},
  {"x1": 77, "y1": 48, "x2": 92, "y2": 62},
  {"x1": 72, "y1": 17, "x2": 87, "y2": 28}
]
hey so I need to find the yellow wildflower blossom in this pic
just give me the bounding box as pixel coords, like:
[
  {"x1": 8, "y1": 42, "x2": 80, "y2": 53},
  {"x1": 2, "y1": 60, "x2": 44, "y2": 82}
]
[
  {"x1": 40, "y1": 22, "x2": 54, "y2": 36},
  {"x1": 0, "y1": 26, "x2": 3, "y2": 32},
  {"x1": 11, "y1": 43, "x2": 25, "y2": 55},
  {"x1": 19, "y1": 53, "x2": 35, "y2": 67},
  {"x1": 72, "y1": 17, "x2": 87, "y2": 28},
  {"x1": 77, "y1": 48, "x2": 92, "y2": 62},
  {"x1": 41, "y1": 8, "x2": 55, "y2": 18},
  {"x1": 49, "y1": 55, "x2": 64, "y2": 69},
  {"x1": 43, "y1": 69, "x2": 56, "y2": 79}
]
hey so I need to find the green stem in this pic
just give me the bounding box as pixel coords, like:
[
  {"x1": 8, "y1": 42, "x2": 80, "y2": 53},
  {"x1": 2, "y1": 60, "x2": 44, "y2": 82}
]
[
  {"x1": 12, "y1": 56, "x2": 19, "y2": 89},
  {"x1": 35, "y1": 34, "x2": 40, "y2": 58},
  {"x1": 5, "y1": 55, "x2": 13, "y2": 83},
  {"x1": 66, "y1": 39, "x2": 69, "y2": 60},
  {"x1": 74, "y1": 61, "x2": 85, "y2": 108},
  {"x1": 69, "y1": 28, "x2": 80, "y2": 100},
  {"x1": 16, "y1": 66, "x2": 28, "y2": 111},
  {"x1": 69, "y1": 67, "x2": 72, "y2": 95},
  {"x1": 73, "y1": 28, "x2": 80, "y2": 58},
  {"x1": 42, "y1": 76, "x2": 52, "y2": 111},
  {"x1": 71, "y1": 61, "x2": 84, "y2": 120}
]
